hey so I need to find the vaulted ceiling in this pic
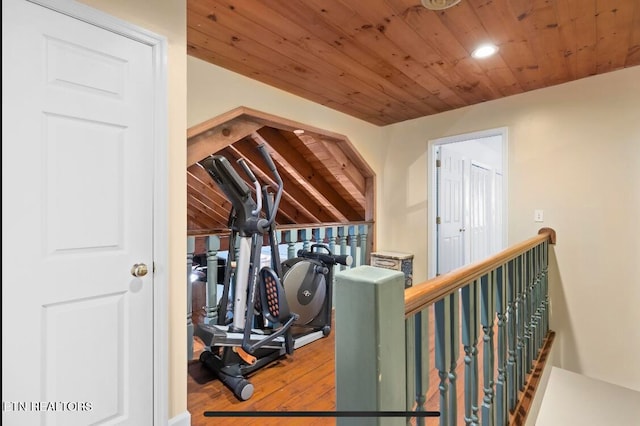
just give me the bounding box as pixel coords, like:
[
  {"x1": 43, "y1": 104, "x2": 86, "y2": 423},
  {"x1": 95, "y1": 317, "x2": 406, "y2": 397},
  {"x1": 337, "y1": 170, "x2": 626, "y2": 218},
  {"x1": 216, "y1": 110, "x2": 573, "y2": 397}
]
[
  {"x1": 186, "y1": 0, "x2": 639, "y2": 234},
  {"x1": 187, "y1": 0, "x2": 640, "y2": 126},
  {"x1": 187, "y1": 107, "x2": 375, "y2": 234}
]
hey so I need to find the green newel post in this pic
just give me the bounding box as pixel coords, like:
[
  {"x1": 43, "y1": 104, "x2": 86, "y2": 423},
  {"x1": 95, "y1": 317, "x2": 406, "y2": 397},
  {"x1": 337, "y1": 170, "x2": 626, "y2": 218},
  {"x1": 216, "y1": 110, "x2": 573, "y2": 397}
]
[{"x1": 335, "y1": 265, "x2": 406, "y2": 426}]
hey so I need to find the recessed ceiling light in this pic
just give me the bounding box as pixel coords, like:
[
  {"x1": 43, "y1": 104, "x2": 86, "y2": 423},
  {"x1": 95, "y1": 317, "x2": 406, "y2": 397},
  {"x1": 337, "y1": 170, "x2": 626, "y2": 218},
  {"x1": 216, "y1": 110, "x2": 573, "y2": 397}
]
[
  {"x1": 472, "y1": 44, "x2": 498, "y2": 59},
  {"x1": 293, "y1": 129, "x2": 305, "y2": 135},
  {"x1": 420, "y1": 0, "x2": 461, "y2": 10}
]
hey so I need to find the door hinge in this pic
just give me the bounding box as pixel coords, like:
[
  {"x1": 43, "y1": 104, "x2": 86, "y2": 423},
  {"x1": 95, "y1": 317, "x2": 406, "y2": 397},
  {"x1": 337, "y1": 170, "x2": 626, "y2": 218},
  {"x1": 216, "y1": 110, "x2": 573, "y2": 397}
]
[
  {"x1": 436, "y1": 216, "x2": 441, "y2": 225},
  {"x1": 436, "y1": 159, "x2": 441, "y2": 167}
]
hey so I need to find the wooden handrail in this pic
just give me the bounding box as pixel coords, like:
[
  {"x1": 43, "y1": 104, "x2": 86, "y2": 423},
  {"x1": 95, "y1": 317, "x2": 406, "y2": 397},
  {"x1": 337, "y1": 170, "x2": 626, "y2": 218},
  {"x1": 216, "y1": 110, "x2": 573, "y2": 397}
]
[{"x1": 404, "y1": 228, "x2": 556, "y2": 318}]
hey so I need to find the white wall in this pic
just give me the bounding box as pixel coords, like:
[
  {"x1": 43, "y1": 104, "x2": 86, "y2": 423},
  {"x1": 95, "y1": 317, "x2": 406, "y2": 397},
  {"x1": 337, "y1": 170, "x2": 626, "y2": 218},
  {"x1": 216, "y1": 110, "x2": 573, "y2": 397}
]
[{"x1": 384, "y1": 66, "x2": 640, "y2": 390}]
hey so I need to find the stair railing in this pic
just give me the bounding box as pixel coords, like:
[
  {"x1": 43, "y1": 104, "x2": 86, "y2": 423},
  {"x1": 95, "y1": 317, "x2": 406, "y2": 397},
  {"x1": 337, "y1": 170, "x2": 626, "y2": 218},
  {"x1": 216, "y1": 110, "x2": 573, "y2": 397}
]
[{"x1": 335, "y1": 228, "x2": 556, "y2": 426}]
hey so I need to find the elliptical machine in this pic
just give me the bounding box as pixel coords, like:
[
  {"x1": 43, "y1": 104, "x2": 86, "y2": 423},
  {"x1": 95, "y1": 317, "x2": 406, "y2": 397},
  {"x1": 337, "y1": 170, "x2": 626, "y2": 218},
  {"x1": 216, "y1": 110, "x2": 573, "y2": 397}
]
[{"x1": 195, "y1": 145, "x2": 297, "y2": 401}]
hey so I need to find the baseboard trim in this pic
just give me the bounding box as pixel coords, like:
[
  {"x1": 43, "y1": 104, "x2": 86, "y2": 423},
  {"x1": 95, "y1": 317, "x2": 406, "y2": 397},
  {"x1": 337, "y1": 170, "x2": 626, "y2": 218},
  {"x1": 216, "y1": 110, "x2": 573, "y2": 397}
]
[{"x1": 168, "y1": 410, "x2": 191, "y2": 426}]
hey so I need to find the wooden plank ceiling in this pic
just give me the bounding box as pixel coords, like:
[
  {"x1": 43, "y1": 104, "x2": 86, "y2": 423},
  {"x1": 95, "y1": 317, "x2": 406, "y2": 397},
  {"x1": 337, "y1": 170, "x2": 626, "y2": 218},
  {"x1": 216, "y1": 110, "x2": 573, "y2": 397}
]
[
  {"x1": 187, "y1": 108, "x2": 374, "y2": 234},
  {"x1": 187, "y1": 0, "x2": 640, "y2": 126},
  {"x1": 186, "y1": 0, "x2": 640, "y2": 233}
]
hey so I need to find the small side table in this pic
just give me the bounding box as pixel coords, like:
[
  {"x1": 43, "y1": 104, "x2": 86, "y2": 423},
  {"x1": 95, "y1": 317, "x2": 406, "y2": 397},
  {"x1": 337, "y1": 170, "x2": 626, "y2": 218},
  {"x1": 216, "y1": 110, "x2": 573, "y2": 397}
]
[{"x1": 370, "y1": 251, "x2": 414, "y2": 288}]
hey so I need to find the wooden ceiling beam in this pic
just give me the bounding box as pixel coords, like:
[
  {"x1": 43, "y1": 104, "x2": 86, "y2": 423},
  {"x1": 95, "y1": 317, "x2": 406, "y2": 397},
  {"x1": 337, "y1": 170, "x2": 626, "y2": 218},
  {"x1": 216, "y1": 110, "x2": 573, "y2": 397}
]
[
  {"x1": 187, "y1": 213, "x2": 212, "y2": 233},
  {"x1": 187, "y1": 193, "x2": 224, "y2": 227},
  {"x1": 280, "y1": 130, "x2": 366, "y2": 214},
  {"x1": 187, "y1": 172, "x2": 231, "y2": 225},
  {"x1": 256, "y1": 127, "x2": 362, "y2": 221},
  {"x1": 187, "y1": 116, "x2": 263, "y2": 167},
  {"x1": 187, "y1": 107, "x2": 378, "y2": 229},
  {"x1": 245, "y1": 133, "x2": 347, "y2": 222},
  {"x1": 191, "y1": 154, "x2": 302, "y2": 225},
  {"x1": 297, "y1": 133, "x2": 366, "y2": 196},
  {"x1": 219, "y1": 146, "x2": 318, "y2": 225},
  {"x1": 228, "y1": 139, "x2": 337, "y2": 223}
]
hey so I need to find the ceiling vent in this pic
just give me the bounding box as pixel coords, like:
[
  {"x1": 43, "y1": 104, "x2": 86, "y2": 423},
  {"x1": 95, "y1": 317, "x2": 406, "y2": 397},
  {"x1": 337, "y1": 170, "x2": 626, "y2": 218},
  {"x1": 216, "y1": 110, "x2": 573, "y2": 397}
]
[{"x1": 420, "y1": 0, "x2": 461, "y2": 10}]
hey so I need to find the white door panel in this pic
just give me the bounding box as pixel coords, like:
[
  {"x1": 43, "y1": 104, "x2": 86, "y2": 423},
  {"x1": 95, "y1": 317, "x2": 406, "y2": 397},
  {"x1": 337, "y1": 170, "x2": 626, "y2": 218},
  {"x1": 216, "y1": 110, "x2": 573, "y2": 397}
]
[
  {"x1": 437, "y1": 146, "x2": 465, "y2": 274},
  {"x1": 470, "y1": 163, "x2": 491, "y2": 262},
  {"x1": 3, "y1": 1, "x2": 154, "y2": 424}
]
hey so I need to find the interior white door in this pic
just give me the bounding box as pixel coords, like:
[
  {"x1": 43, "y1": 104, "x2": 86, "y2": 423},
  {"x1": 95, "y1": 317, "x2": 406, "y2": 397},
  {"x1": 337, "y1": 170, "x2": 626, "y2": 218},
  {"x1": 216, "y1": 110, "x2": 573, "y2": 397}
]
[
  {"x1": 469, "y1": 163, "x2": 491, "y2": 262},
  {"x1": 437, "y1": 146, "x2": 465, "y2": 275},
  {"x1": 2, "y1": 1, "x2": 154, "y2": 424}
]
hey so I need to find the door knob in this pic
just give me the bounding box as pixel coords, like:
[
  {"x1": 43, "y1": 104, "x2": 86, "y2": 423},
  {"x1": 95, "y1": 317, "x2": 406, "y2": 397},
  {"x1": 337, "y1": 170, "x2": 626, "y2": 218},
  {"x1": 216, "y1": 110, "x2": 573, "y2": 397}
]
[{"x1": 131, "y1": 263, "x2": 148, "y2": 277}]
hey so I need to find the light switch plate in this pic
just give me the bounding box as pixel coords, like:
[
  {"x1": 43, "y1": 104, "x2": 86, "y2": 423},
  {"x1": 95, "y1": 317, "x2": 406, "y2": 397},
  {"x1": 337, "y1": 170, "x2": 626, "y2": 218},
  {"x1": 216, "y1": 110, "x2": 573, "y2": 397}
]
[{"x1": 534, "y1": 209, "x2": 544, "y2": 222}]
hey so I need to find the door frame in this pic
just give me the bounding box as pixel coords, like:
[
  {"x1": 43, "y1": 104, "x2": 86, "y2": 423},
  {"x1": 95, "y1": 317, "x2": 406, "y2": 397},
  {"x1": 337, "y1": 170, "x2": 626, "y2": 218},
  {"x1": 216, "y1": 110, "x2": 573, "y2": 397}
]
[
  {"x1": 427, "y1": 127, "x2": 508, "y2": 279},
  {"x1": 26, "y1": 0, "x2": 169, "y2": 423}
]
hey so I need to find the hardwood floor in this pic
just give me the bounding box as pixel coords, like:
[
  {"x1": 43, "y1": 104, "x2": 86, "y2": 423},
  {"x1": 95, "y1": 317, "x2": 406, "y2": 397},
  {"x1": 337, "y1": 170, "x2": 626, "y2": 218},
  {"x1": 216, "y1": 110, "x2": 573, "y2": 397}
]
[
  {"x1": 188, "y1": 326, "x2": 337, "y2": 426},
  {"x1": 187, "y1": 302, "x2": 533, "y2": 426},
  {"x1": 188, "y1": 307, "x2": 450, "y2": 426}
]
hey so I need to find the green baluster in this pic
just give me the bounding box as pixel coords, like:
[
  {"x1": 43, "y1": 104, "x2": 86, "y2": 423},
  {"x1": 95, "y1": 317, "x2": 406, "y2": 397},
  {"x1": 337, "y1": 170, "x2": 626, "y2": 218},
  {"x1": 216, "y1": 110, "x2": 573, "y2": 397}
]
[
  {"x1": 461, "y1": 281, "x2": 479, "y2": 426},
  {"x1": 480, "y1": 273, "x2": 495, "y2": 426},
  {"x1": 494, "y1": 266, "x2": 507, "y2": 426},
  {"x1": 533, "y1": 245, "x2": 542, "y2": 356},
  {"x1": 448, "y1": 292, "x2": 460, "y2": 426},
  {"x1": 283, "y1": 229, "x2": 296, "y2": 260},
  {"x1": 543, "y1": 241, "x2": 550, "y2": 336},
  {"x1": 314, "y1": 227, "x2": 323, "y2": 246},
  {"x1": 435, "y1": 295, "x2": 457, "y2": 426},
  {"x1": 358, "y1": 224, "x2": 368, "y2": 267},
  {"x1": 300, "y1": 228, "x2": 311, "y2": 253},
  {"x1": 521, "y1": 253, "x2": 529, "y2": 376},
  {"x1": 506, "y1": 260, "x2": 517, "y2": 411},
  {"x1": 348, "y1": 225, "x2": 357, "y2": 268},
  {"x1": 516, "y1": 255, "x2": 525, "y2": 391},
  {"x1": 405, "y1": 314, "x2": 417, "y2": 426},
  {"x1": 407, "y1": 308, "x2": 430, "y2": 426},
  {"x1": 326, "y1": 227, "x2": 339, "y2": 288},
  {"x1": 525, "y1": 249, "x2": 534, "y2": 372},
  {"x1": 338, "y1": 226, "x2": 347, "y2": 271},
  {"x1": 327, "y1": 226, "x2": 337, "y2": 254}
]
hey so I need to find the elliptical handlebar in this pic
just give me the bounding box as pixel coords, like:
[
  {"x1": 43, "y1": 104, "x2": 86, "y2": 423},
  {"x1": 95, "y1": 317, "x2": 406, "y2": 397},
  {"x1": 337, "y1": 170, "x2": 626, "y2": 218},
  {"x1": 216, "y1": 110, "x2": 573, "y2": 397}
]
[
  {"x1": 199, "y1": 145, "x2": 283, "y2": 235},
  {"x1": 297, "y1": 243, "x2": 353, "y2": 267},
  {"x1": 256, "y1": 144, "x2": 283, "y2": 232},
  {"x1": 237, "y1": 158, "x2": 262, "y2": 216}
]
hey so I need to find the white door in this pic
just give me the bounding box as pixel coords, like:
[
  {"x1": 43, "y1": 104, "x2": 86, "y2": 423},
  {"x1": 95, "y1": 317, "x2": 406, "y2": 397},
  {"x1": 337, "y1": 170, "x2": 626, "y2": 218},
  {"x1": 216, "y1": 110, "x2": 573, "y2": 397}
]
[
  {"x1": 3, "y1": 1, "x2": 155, "y2": 424},
  {"x1": 469, "y1": 163, "x2": 491, "y2": 262},
  {"x1": 436, "y1": 146, "x2": 465, "y2": 274}
]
